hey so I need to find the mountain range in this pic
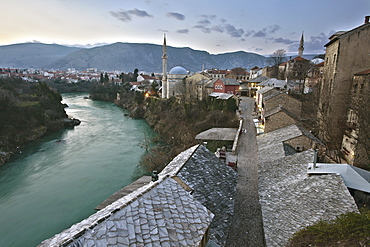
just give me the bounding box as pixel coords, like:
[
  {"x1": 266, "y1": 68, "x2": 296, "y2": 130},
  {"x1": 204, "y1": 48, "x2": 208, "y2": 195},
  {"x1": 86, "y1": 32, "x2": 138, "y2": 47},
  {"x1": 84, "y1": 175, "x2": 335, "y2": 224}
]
[{"x1": 0, "y1": 42, "x2": 319, "y2": 73}]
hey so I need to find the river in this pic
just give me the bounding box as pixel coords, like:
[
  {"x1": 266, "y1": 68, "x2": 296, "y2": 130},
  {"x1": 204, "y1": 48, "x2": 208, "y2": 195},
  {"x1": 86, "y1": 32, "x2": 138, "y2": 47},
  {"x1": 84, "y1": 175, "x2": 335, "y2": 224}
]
[{"x1": 0, "y1": 93, "x2": 155, "y2": 247}]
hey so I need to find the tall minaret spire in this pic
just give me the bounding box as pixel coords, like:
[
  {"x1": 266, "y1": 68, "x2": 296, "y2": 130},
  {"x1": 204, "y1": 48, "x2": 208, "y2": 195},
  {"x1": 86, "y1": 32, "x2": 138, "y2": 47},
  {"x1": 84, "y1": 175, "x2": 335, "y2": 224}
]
[
  {"x1": 162, "y1": 34, "x2": 168, "y2": 98},
  {"x1": 298, "y1": 31, "x2": 304, "y2": 57}
]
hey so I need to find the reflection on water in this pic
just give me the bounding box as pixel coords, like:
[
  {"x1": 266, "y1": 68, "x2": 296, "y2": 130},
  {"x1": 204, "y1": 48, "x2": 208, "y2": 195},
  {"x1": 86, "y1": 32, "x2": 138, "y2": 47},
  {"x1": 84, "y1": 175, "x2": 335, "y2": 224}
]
[{"x1": 0, "y1": 93, "x2": 154, "y2": 247}]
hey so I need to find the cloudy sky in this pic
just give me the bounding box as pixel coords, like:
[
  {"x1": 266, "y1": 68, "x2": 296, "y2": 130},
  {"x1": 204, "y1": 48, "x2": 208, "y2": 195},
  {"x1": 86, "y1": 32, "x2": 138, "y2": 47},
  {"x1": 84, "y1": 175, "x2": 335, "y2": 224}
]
[{"x1": 1, "y1": 0, "x2": 369, "y2": 55}]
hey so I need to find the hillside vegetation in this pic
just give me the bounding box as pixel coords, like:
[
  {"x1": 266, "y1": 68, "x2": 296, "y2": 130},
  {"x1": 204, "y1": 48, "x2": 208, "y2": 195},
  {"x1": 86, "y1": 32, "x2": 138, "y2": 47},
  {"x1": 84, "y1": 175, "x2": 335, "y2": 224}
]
[
  {"x1": 90, "y1": 84, "x2": 239, "y2": 172},
  {"x1": 0, "y1": 77, "x2": 69, "y2": 165},
  {"x1": 288, "y1": 209, "x2": 370, "y2": 246}
]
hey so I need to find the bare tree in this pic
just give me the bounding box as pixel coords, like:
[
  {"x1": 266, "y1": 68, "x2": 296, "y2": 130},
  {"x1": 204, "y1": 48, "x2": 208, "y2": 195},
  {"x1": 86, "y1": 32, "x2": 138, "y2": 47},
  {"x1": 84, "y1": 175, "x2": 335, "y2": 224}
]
[{"x1": 269, "y1": 49, "x2": 286, "y2": 67}]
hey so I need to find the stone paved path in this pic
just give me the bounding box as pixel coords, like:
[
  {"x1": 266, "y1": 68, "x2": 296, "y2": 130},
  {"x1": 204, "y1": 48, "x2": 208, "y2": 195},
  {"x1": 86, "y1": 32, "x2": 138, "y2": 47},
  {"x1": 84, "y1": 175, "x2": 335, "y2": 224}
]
[{"x1": 225, "y1": 97, "x2": 266, "y2": 247}]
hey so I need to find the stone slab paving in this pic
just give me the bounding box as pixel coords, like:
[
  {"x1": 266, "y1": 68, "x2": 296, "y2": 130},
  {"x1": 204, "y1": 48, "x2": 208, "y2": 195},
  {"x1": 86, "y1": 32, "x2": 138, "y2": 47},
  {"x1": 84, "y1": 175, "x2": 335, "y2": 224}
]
[{"x1": 225, "y1": 97, "x2": 266, "y2": 247}]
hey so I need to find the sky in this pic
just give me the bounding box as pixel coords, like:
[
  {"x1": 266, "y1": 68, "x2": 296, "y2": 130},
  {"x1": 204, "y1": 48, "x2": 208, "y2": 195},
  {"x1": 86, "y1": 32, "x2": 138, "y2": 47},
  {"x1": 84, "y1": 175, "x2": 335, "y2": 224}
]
[{"x1": 1, "y1": 0, "x2": 369, "y2": 55}]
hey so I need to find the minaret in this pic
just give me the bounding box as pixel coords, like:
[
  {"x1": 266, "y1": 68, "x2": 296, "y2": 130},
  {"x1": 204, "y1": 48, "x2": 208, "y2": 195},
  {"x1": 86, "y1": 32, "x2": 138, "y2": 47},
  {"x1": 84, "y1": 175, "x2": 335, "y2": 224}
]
[
  {"x1": 298, "y1": 32, "x2": 304, "y2": 57},
  {"x1": 162, "y1": 34, "x2": 168, "y2": 98}
]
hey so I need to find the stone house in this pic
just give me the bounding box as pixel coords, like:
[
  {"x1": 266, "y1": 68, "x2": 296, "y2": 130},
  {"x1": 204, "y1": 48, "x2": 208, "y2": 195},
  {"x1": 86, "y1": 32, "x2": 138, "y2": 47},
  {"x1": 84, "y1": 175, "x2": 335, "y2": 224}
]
[
  {"x1": 185, "y1": 73, "x2": 211, "y2": 100},
  {"x1": 263, "y1": 91, "x2": 302, "y2": 119},
  {"x1": 262, "y1": 66, "x2": 278, "y2": 78},
  {"x1": 225, "y1": 69, "x2": 250, "y2": 82},
  {"x1": 263, "y1": 106, "x2": 298, "y2": 133},
  {"x1": 278, "y1": 56, "x2": 311, "y2": 81},
  {"x1": 304, "y1": 61, "x2": 324, "y2": 93},
  {"x1": 207, "y1": 69, "x2": 228, "y2": 79},
  {"x1": 341, "y1": 69, "x2": 370, "y2": 168},
  {"x1": 247, "y1": 76, "x2": 270, "y2": 97},
  {"x1": 318, "y1": 16, "x2": 370, "y2": 151},
  {"x1": 249, "y1": 66, "x2": 262, "y2": 79}
]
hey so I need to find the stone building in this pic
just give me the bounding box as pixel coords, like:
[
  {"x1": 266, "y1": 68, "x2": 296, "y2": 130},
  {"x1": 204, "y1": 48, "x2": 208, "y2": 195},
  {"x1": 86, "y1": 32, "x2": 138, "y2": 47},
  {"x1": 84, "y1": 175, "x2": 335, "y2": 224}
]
[
  {"x1": 185, "y1": 73, "x2": 211, "y2": 100},
  {"x1": 278, "y1": 56, "x2": 311, "y2": 83},
  {"x1": 341, "y1": 69, "x2": 370, "y2": 168},
  {"x1": 318, "y1": 16, "x2": 370, "y2": 153},
  {"x1": 225, "y1": 69, "x2": 249, "y2": 81},
  {"x1": 263, "y1": 107, "x2": 298, "y2": 133},
  {"x1": 207, "y1": 69, "x2": 228, "y2": 79},
  {"x1": 263, "y1": 91, "x2": 302, "y2": 118},
  {"x1": 304, "y1": 61, "x2": 324, "y2": 94}
]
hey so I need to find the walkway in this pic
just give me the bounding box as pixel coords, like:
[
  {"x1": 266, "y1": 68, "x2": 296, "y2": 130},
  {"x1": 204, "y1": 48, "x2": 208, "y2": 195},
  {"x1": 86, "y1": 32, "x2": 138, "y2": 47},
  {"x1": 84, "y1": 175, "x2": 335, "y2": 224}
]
[{"x1": 225, "y1": 97, "x2": 266, "y2": 246}]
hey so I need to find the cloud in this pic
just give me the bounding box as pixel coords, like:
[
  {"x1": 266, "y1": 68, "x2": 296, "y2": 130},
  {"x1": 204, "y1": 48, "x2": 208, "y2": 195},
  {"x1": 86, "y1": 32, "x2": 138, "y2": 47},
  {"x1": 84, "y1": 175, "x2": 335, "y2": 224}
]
[
  {"x1": 198, "y1": 19, "x2": 211, "y2": 25},
  {"x1": 166, "y1": 12, "x2": 185, "y2": 21},
  {"x1": 193, "y1": 24, "x2": 211, "y2": 33},
  {"x1": 199, "y1": 14, "x2": 216, "y2": 20},
  {"x1": 212, "y1": 25, "x2": 224, "y2": 33},
  {"x1": 110, "y1": 8, "x2": 153, "y2": 22},
  {"x1": 252, "y1": 25, "x2": 281, "y2": 38},
  {"x1": 274, "y1": 37, "x2": 296, "y2": 45},
  {"x1": 224, "y1": 24, "x2": 244, "y2": 38},
  {"x1": 177, "y1": 29, "x2": 189, "y2": 34}
]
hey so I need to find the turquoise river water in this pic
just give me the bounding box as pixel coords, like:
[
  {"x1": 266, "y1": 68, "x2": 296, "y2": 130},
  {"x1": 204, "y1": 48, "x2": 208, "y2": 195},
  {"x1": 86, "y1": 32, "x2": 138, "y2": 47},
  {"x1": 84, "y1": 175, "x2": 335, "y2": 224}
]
[{"x1": 0, "y1": 93, "x2": 155, "y2": 247}]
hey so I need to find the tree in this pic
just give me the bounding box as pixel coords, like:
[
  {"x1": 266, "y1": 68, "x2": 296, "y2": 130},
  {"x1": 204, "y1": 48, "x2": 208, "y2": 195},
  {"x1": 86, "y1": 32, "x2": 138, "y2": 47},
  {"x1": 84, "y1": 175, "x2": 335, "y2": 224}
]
[
  {"x1": 104, "y1": 73, "x2": 109, "y2": 83},
  {"x1": 100, "y1": 73, "x2": 104, "y2": 83},
  {"x1": 269, "y1": 49, "x2": 286, "y2": 67},
  {"x1": 133, "y1": 69, "x2": 139, "y2": 82}
]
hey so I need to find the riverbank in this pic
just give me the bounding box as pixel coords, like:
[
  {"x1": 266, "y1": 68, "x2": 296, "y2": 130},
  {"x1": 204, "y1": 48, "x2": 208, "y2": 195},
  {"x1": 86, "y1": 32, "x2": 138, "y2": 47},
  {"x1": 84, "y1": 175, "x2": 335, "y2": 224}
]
[
  {"x1": 0, "y1": 93, "x2": 153, "y2": 247},
  {"x1": 0, "y1": 77, "x2": 81, "y2": 166},
  {"x1": 111, "y1": 90, "x2": 240, "y2": 172}
]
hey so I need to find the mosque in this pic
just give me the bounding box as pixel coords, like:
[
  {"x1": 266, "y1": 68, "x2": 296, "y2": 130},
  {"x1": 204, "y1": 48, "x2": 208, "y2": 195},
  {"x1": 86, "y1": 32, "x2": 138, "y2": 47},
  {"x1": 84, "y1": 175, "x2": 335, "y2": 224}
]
[{"x1": 161, "y1": 35, "x2": 188, "y2": 98}]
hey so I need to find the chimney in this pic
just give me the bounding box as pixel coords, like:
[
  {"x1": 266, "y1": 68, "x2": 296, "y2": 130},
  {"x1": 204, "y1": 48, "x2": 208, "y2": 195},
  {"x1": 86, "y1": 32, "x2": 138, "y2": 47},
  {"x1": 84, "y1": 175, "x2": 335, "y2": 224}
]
[{"x1": 365, "y1": 16, "x2": 370, "y2": 24}]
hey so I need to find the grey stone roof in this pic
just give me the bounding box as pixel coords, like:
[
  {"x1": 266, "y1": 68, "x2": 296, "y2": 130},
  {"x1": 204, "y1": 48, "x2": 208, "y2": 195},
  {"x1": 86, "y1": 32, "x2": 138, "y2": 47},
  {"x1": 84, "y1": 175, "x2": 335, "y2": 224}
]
[
  {"x1": 248, "y1": 76, "x2": 270, "y2": 83},
  {"x1": 159, "y1": 145, "x2": 237, "y2": 246},
  {"x1": 196, "y1": 78, "x2": 212, "y2": 85},
  {"x1": 257, "y1": 78, "x2": 288, "y2": 89},
  {"x1": 177, "y1": 145, "x2": 237, "y2": 246},
  {"x1": 257, "y1": 124, "x2": 303, "y2": 163},
  {"x1": 258, "y1": 150, "x2": 359, "y2": 247},
  {"x1": 195, "y1": 128, "x2": 237, "y2": 141},
  {"x1": 39, "y1": 176, "x2": 214, "y2": 247},
  {"x1": 257, "y1": 124, "x2": 359, "y2": 247},
  {"x1": 38, "y1": 144, "x2": 236, "y2": 247},
  {"x1": 212, "y1": 78, "x2": 239, "y2": 85},
  {"x1": 256, "y1": 86, "x2": 274, "y2": 95}
]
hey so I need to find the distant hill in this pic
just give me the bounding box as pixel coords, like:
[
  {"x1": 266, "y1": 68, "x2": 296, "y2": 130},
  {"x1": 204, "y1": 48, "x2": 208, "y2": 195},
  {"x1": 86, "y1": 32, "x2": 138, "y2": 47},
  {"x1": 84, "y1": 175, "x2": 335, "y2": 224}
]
[
  {"x1": 0, "y1": 43, "x2": 82, "y2": 69},
  {"x1": 46, "y1": 42, "x2": 270, "y2": 72},
  {"x1": 0, "y1": 42, "x2": 286, "y2": 72}
]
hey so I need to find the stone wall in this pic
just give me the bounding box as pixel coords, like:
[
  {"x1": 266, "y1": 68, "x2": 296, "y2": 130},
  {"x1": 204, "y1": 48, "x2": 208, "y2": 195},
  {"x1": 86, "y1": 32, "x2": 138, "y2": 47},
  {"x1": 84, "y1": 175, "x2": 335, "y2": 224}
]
[
  {"x1": 318, "y1": 22, "x2": 370, "y2": 147},
  {"x1": 284, "y1": 135, "x2": 316, "y2": 152}
]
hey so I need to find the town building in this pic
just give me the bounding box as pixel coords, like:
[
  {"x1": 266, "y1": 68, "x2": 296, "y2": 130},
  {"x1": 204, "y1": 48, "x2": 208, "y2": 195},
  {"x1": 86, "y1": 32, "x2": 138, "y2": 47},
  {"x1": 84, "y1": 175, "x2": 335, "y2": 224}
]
[
  {"x1": 249, "y1": 66, "x2": 262, "y2": 79},
  {"x1": 317, "y1": 16, "x2": 370, "y2": 157},
  {"x1": 185, "y1": 73, "x2": 211, "y2": 100},
  {"x1": 212, "y1": 78, "x2": 240, "y2": 95},
  {"x1": 208, "y1": 69, "x2": 228, "y2": 79},
  {"x1": 304, "y1": 61, "x2": 324, "y2": 93}
]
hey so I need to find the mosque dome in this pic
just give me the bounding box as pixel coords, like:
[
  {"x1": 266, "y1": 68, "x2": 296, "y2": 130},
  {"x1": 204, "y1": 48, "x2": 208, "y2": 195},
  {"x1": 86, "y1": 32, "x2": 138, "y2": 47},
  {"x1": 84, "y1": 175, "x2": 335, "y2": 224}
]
[{"x1": 169, "y1": 66, "x2": 187, "y2": 75}]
